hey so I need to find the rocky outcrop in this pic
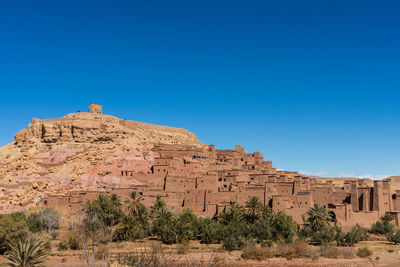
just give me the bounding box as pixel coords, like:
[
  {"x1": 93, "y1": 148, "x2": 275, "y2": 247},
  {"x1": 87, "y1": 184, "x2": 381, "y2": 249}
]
[
  {"x1": 14, "y1": 112, "x2": 200, "y2": 146},
  {"x1": 0, "y1": 109, "x2": 204, "y2": 213}
]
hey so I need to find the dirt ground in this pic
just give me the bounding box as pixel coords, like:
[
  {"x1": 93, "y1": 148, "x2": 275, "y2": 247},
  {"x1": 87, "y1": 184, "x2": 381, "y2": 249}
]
[{"x1": 1, "y1": 240, "x2": 400, "y2": 266}]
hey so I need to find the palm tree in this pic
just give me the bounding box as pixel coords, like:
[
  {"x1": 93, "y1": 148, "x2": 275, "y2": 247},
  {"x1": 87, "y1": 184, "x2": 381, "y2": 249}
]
[
  {"x1": 4, "y1": 236, "x2": 48, "y2": 267},
  {"x1": 380, "y1": 213, "x2": 394, "y2": 225},
  {"x1": 154, "y1": 207, "x2": 174, "y2": 224},
  {"x1": 261, "y1": 204, "x2": 273, "y2": 220},
  {"x1": 152, "y1": 195, "x2": 166, "y2": 211},
  {"x1": 124, "y1": 191, "x2": 143, "y2": 216},
  {"x1": 219, "y1": 202, "x2": 245, "y2": 225},
  {"x1": 111, "y1": 193, "x2": 122, "y2": 210},
  {"x1": 245, "y1": 196, "x2": 263, "y2": 223},
  {"x1": 136, "y1": 204, "x2": 150, "y2": 224},
  {"x1": 305, "y1": 204, "x2": 334, "y2": 231}
]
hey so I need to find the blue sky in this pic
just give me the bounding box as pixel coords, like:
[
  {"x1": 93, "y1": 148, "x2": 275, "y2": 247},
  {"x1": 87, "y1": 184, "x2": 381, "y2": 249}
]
[{"x1": 1, "y1": 0, "x2": 399, "y2": 179}]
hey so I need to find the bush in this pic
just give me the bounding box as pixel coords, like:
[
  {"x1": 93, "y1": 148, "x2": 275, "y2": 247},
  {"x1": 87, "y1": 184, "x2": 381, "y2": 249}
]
[
  {"x1": 273, "y1": 240, "x2": 313, "y2": 259},
  {"x1": 252, "y1": 219, "x2": 272, "y2": 242},
  {"x1": 270, "y1": 212, "x2": 298, "y2": 242},
  {"x1": 159, "y1": 226, "x2": 177, "y2": 245},
  {"x1": 339, "y1": 247, "x2": 356, "y2": 258},
  {"x1": 175, "y1": 209, "x2": 198, "y2": 243},
  {"x1": 386, "y1": 228, "x2": 400, "y2": 244},
  {"x1": 58, "y1": 230, "x2": 81, "y2": 250},
  {"x1": 0, "y1": 212, "x2": 29, "y2": 254},
  {"x1": 371, "y1": 221, "x2": 394, "y2": 235},
  {"x1": 197, "y1": 219, "x2": 221, "y2": 244},
  {"x1": 241, "y1": 245, "x2": 270, "y2": 261},
  {"x1": 86, "y1": 194, "x2": 122, "y2": 227},
  {"x1": 242, "y1": 240, "x2": 315, "y2": 260},
  {"x1": 26, "y1": 212, "x2": 44, "y2": 233},
  {"x1": 290, "y1": 240, "x2": 313, "y2": 257},
  {"x1": 357, "y1": 247, "x2": 372, "y2": 258},
  {"x1": 308, "y1": 225, "x2": 342, "y2": 245},
  {"x1": 339, "y1": 224, "x2": 369, "y2": 246},
  {"x1": 113, "y1": 216, "x2": 140, "y2": 242},
  {"x1": 319, "y1": 245, "x2": 339, "y2": 259},
  {"x1": 371, "y1": 214, "x2": 395, "y2": 235},
  {"x1": 222, "y1": 235, "x2": 243, "y2": 251}
]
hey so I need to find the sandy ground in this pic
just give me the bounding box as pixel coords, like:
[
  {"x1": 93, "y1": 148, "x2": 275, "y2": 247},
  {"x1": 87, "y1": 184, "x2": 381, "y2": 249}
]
[{"x1": 1, "y1": 240, "x2": 400, "y2": 266}]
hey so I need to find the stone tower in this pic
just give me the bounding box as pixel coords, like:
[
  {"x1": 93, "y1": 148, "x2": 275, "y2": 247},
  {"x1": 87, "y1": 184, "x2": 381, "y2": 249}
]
[{"x1": 89, "y1": 103, "x2": 102, "y2": 114}]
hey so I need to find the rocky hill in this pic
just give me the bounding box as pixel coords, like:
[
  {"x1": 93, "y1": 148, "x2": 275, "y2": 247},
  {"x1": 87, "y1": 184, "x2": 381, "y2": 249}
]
[{"x1": 0, "y1": 106, "x2": 205, "y2": 213}]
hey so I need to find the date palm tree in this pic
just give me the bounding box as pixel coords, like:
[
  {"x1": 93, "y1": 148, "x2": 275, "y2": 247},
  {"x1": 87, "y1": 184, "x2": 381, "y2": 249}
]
[
  {"x1": 305, "y1": 204, "x2": 334, "y2": 231},
  {"x1": 153, "y1": 207, "x2": 175, "y2": 224},
  {"x1": 245, "y1": 196, "x2": 263, "y2": 223},
  {"x1": 4, "y1": 236, "x2": 48, "y2": 267},
  {"x1": 219, "y1": 202, "x2": 245, "y2": 225},
  {"x1": 124, "y1": 191, "x2": 143, "y2": 216},
  {"x1": 380, "y1": 213, "x2": 394, "y2": 225},
  {"x1": 152, "y1": 195, "x2": 166, "y2": 211},
  {"x1": 110, "y1": 193, "x2": 122, "y2": 210},
  {"x1": 136, "y1": 204, "x2": 150, "y2": 224}
]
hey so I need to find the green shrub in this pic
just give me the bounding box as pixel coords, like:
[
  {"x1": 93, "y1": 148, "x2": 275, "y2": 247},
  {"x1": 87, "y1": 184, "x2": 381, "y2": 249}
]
[
  {"x1": 197, "y1": 219, "x2": 221, "y2": 244},
  {"x1": 222, "y1": 235, "x2": 243, "y2": 251},
  {"x1": 113, "y1": 216, "x2": 140, "y2": 242},
  {"x1": 252, "y1": 219, "x2": 272, "y2": 242},
  {"x1": 339, "y1": 224, "x2": 369, "y2": 246},
  {"x1": 159, "y1": 226, "x2": 176, "y2": 245},
  {"x1": 308, "y1": 225, "x2": 342, "y2": 245},
  {"x1": 371, "y1": 214, "x2": 395, "y2": 235},
  {"x1": 270, "y1": 211, "x2": 298, "y2": 242},
  {"x1": 86, "y1": 194, "x2": 122, "y2": 227},
  {"x1": 371, "y1": 221, "x2": 394, "y2": 235},
  {"x1": 26, "y1": 212, "x2": 44, "y2": 233},
  {"x1": 357, "y1": 247, "x2": 372, "y2": 258},
  {"x1": 386, "y1": 228, "x2": 400, "y2": 244},
  {"x1": 0, "y1": 212, "x2": 29, "y2": 254},
  {"x1": 175, "y1": 209, "x2": 198, "y2": 243},
  {"x1": 4, "y1": 236, "x2": 48, "y2": 266}
]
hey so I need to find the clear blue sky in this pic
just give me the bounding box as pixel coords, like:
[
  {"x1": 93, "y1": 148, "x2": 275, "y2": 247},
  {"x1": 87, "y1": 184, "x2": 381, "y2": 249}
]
[{"x1": 1, "y1": 0, "x2": 399, "y2": 179}]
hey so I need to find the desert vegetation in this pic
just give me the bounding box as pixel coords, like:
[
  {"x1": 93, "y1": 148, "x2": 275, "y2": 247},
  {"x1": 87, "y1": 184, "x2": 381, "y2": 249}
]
[{"x1": 1, "y1": 193, "x2": 400, "y2": 266}]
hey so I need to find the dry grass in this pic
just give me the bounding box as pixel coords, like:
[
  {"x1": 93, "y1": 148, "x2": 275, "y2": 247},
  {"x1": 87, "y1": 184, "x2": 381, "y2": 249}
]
[
  {"x1": 357, "y1": 247, "x2": 372, "y2": 258},
  {"x1": 241, "y1": 242, "x2": 359, "y2": 261},
  {"x1": 241, "y1": 240, "x2": 317, "y2": 261}
]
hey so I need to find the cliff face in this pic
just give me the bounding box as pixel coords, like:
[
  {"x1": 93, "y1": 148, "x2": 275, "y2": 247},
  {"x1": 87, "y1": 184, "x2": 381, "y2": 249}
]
[{"x1": 0, "y1": 111, "x2": 204, "y2": 213}]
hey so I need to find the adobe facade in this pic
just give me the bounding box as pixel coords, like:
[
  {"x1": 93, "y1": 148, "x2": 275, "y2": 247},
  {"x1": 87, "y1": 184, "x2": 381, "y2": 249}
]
[{"x1": 43, "y1": 141, "x2": 400, "y2": 229}]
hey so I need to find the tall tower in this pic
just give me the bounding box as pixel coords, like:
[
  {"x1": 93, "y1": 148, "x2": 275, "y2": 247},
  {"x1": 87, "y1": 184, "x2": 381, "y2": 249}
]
[{"x1": 351, "y1": 181, "x2": 359, "y2": 212}]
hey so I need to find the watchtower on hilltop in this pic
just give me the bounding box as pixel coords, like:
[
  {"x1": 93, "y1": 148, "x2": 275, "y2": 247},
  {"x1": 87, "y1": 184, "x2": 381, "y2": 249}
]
[{"x1": 89, "y1": 103, "x2": 102, "y2": 114}]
